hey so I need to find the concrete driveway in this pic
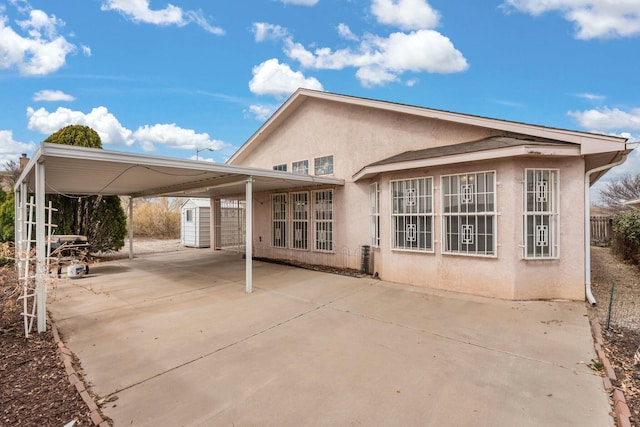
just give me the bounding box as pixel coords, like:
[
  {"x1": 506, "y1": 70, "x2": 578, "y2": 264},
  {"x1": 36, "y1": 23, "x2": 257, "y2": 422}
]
[{"x1": 48, "y1": 250, "x2": 612, "y2": 426}]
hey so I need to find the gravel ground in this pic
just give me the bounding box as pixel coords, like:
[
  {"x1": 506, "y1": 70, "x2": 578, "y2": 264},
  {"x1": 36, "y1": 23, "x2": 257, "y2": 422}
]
[{"x1": 590, "y1": 245, "x2": 640, "y2": 426}]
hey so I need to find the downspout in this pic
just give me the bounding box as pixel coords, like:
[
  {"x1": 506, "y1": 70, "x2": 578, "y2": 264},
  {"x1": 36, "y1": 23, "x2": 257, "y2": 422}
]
[{"x1": 584, "y1": 152, "x2": 631, "y2": 305}]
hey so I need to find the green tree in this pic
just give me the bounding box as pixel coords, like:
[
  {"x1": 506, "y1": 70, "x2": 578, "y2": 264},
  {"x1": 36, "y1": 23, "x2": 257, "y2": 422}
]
[
  {"x1": 45, "y1": 124, "x2": 102, "y2": 148},
  {"x1": 45, "y1": 125, "x2": 127, "y2": 252},
  {"x1": 0, "y1": 188, "x2": 14, "y2": 242}
]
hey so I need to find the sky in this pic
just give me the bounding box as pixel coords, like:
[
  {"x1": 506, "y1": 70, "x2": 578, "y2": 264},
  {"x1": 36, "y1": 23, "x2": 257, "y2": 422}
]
[{"x1": 1, "y1": 0, "x2": 639, "y2": 200}]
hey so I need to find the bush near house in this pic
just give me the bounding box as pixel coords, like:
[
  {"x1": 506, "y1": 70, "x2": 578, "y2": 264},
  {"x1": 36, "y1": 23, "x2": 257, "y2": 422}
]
[{"x1": 612, "y1": 209, "x2": 640, "y2": 265}]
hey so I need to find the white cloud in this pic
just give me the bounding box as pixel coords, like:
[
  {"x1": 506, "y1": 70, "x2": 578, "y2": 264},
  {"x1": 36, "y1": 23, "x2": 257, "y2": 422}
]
[
  {"x1": 568, "y1": 106, "x2": 640, "y2": 202},
  {"x1": 33, "y1": 89, "x2": 75, "y2": 102},
  {"x1": 371, "y1": 0, "x2": 440, "y2": 30},
  {"x1": 0, "y1": 130, "x2": 35, "y2": 166},
  {"x1": 284, "y1": 29, "x2": 468, "y2": 86},
  {"x1": 503, "y1": 0, "x2": 640, "y2": 39},
  {"x1": 25, "y1": 106, "x2": 228, "y2": 152},
  {"x1": 133, "y1": 123, "x2": 225, "y2": 152},
  {"x1": 568, "y1": 107, "x2": 640, "y2": 130},
  {"x1": 26, "y1": 106, "x2": 134, "y2": 146},
  {"x1": 253, "y1": 22, "x2": 288, "y2": 42},
  {"x1": 248, "y1": 104, "x2": 278, "y2": 121},
  {"x1": 355, "y1": 66, "x2": 398, "y2": 87},
  {"x1": 0, "y1": 7, "x2": 76, "y2": 75},
  {"x1": 249, "y1": 58, "x2": 323, "y2": 97},
  {"x1": 280, "y1": 0, "x2": 319, "y2": 5},
  {"x1": 81, "y1": 44, "x2": 91, "y2": 57},
  {"x1": 337, "y1": 23, "x2": 358, "y2": 41},
  {"x1": 101, "y1": 0, "x2": 224, "y2": 35},
  {"x1": 575, "y1": 92, "x2": 605, "y2": 101}
]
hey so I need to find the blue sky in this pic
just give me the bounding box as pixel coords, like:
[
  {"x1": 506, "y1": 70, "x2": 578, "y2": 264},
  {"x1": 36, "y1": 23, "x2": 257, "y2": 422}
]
[{"x1": 1, "y1": 0, "x2": 639, "y2": 197}]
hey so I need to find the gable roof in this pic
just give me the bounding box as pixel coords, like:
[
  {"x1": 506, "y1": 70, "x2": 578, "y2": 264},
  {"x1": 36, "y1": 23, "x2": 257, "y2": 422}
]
[{"x1": 228, "y1": 89, "x2": 628, "y2": 165}]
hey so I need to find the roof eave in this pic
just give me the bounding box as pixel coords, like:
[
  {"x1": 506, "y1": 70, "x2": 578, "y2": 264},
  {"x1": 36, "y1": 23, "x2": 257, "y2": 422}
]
[
  {"x1": 227, "y1": 89, "x2": 628, "y2": 166},
  {"x1": 353, "y1": 145, "x2": 581, "y2": 181}
]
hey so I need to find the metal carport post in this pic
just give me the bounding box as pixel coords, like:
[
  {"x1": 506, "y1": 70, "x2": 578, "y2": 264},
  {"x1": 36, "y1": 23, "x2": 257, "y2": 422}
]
[{"x1": 245, "y1": 177, "x2": 253, "y2": 293}]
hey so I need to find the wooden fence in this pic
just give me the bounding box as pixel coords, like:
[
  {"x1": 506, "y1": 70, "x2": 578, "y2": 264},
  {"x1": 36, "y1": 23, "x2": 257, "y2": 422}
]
[{"x1": 591, "y1": 216, "x2": 613, "y2": 245}]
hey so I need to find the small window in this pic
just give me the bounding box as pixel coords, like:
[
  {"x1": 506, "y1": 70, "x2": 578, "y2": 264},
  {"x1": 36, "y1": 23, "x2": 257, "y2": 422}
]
[
  {"x1": 292, "y1": 160, "x2": 309, "y2": 175},
  {"x1": 186, "y1": 209, "x2": 194, "y2": 222},
  {"x1": 273, "y1": 164, "x2": 287, "y2": 172},
  {"x1": 314, "y1": 155, "x2": 333, "y2": 175},
  {"x1": 523, "y1": 169, "x2": 559, "y2": 259}
]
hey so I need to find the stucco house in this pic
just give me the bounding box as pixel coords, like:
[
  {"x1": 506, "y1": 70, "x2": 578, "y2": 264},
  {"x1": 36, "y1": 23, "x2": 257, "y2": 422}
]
[
  {"x1": 12, "y1": 89, "x2": 634, "y2": 335},
  {"x1": 222, "y1": 89, "x2": 631, "y2": 302}
]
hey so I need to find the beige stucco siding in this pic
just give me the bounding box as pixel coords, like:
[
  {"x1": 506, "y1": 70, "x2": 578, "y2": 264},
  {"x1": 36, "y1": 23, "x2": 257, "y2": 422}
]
[
  {"x1": 233, "y1": 97, "x2": 589, "y2": 301},
  {"x1": 236, "y1": 99, "x2": 499, "y2": 176}
]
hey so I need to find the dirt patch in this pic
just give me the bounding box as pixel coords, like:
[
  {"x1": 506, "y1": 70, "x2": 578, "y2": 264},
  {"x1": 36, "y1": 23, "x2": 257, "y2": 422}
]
[
  {"x1": 0, "y1": 265, "x2": 95, "y2": 426},
  {"x1": 590, "y1": 245, "x2": 640, "y2": 425}
]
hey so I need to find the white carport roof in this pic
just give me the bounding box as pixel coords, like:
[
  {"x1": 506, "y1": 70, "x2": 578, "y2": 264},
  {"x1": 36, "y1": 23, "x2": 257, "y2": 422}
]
[
  {"x1": 14, "y1": 143, "x2": 344, "y2": 335},
  {"x1": 15, "y1": 142, "x2": 344, "y2": 198}
]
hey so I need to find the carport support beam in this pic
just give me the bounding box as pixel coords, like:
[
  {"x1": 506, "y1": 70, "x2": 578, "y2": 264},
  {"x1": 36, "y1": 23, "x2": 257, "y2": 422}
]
[
  {"x1": 35, "y1": 161, "x2": 46, "y2": 332},
  {"x1": 245, "y1": 177, "x2": 253, "y2": 293},
  {"x1": 128, "y1": 197, "x2": 134, "y2": 259}
]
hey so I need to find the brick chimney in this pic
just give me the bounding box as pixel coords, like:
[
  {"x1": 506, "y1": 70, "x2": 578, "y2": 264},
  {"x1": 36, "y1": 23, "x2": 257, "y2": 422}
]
[{"x1": 19, "y1": 153, "x2": 29, "y2": 169}]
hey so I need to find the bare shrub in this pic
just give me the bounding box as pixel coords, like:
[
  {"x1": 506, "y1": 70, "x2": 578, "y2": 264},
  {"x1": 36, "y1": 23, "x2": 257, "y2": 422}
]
[{"x1": 132, "y1": 198, "x2": 182, "y2": 239}]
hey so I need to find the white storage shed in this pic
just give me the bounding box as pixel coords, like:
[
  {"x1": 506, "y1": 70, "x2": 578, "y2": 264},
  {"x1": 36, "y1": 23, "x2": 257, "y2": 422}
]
[{"x1": 181, "y1": 199, "x2": 211, "y2": 248}]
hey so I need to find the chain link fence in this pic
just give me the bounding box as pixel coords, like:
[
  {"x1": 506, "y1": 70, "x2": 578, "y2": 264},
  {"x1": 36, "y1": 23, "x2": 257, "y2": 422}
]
[{"x1": 598, "y1": 283, "x2": 640, "y2": 331}]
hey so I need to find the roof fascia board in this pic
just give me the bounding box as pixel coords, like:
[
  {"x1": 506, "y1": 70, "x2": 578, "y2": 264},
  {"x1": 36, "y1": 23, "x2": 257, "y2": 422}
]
[{"x1": 353, "y1": 145, "x2": 580, "y2": 181}]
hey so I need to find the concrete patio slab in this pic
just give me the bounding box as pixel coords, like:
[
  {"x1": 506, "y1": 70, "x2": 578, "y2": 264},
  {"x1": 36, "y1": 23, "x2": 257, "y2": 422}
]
[{"x1": 48, "y1": 250, "x2": 612, "y2": 426}]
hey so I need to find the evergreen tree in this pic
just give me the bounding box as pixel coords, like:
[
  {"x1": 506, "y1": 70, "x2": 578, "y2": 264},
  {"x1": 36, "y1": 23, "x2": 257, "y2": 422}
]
[
  {"x1": 0, "y1": 188, "x2": 14, "y2": 242},
  {"x1": 45, "y1": 125, "x2": 126, "y2": 252}
]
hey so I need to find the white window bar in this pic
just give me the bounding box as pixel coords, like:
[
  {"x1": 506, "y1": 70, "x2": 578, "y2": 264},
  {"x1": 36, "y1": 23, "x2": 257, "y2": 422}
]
[
  {"x1": 313, "y1": 189, "x2": 333, "y2": 252},
  {"x1": 391, "y1": 177, "x2": 433, "y2": 252},
  {"x1": 271, "y1": 193, "x2": 287, "y2": 248},
  {"x1": 291, "y1": 192, "x2": 309, "y2": 250},
  {"x1": 370, "y1": 182, "x2": 380, "y2": 247},
  {"x1": 523, "y1": 169, "x2": 559, "y2": 259},
  {"x1": 442, "y1": 171, "x2": 496, "y2": 256}
]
